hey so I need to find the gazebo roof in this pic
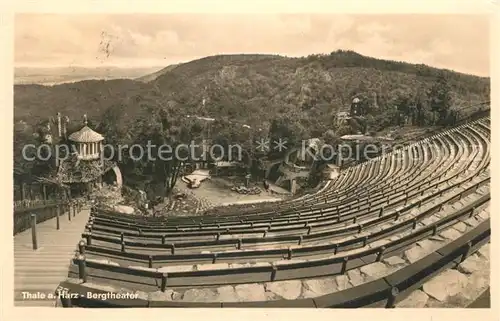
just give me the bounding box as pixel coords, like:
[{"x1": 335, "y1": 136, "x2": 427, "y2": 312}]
[{"x1": 68, "y1": 126, "x2": 104, "y2": 143}]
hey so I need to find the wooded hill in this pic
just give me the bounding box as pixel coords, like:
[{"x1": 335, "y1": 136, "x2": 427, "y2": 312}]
[
  {"x1": 14, "y1": 50, "x2": 490, "y2": 193},
  {"x1": 15, "y1": 50, "x2": 489, "y2": 130}
]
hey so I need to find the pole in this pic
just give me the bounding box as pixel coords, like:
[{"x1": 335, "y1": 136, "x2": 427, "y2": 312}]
[
  {"x1": 31, "y1": 214, "x2": 38, "y2": 250},
  {"x1": 56, "y1": 204, "x2": 60, "y2": 230}
]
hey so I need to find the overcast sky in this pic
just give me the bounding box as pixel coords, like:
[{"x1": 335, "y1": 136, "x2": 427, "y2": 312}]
[{"x1": 14, "y1": 14, "x2": 490, "y2": 76}]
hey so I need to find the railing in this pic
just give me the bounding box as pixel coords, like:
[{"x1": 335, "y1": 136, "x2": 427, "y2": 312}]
[
  {"x1": 13, "y1": 181, "x2": 60, "y2": 203},
  {"x1": 56, "y1": 217, "x2": 490, "y2": 308},
  {"x1": 14, "y1": 202, "x2": 67, "y2": 236},
  {"x1": 14, "y1": 199, "x2": 59, "y2": 211},
  {"x1": 14, "y1": 199, "x2": 86, "y2": 237}
]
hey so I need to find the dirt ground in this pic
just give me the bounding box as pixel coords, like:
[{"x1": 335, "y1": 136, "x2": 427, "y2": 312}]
[
  {"x1": 146, "y1": 175, "x2": 286, "y2": 218},
  {"x1": 177, "y1": 176, "x2": 284, "y2": 207}
]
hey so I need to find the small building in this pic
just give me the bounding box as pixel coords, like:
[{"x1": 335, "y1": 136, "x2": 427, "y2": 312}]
[
  {"x1": 350, "y1": 97, "x2": 365, "y2": 116},
  {"x1": 209, "y1": 161, "x2": 245, "y2": 177},
  {"x1": 56, "y1": 115, "x2": 122, "y2": 198}
]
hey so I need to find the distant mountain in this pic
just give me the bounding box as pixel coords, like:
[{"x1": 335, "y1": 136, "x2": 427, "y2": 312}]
[
  {"x1": 14, "y1": 66, "x2": 163, "y2": 86},
  {"x1": 14, "y1": 51, "x2": 490, "y2": 132}
]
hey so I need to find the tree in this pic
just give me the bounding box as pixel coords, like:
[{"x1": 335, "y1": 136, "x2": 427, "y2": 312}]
[
  {"x1": 322, "y1": 129, "x2": 339, "y2": 146},
  {"x1": 14, "y1": 123, "x2": 37, "y2": 184},
  {"x1": 146, "y1": 112, "x2": 193, "y2": 200},
  {"x1": 99, "y1": 104, "x2": 194, "y2": 202},
  {"x1": 414, "y1": 87, "x2": 433, "y2": 126},
  {"x1": 428, "y1": 72, "x2": 453, "y2": 125},
  {"x1": 269, "y1": 115, "x2": 308, "y2": 157},
  {"x1": 444, "y1": 109, "x2": 461, "y2": 127}
]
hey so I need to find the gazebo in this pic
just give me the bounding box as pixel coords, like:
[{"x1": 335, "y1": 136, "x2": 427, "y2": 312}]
[
  {"x1": 56, "y1": 115, "x2": 122, "y2": 198},
  {"x1": 68, "y1": 115, "x2": 104, "y2": 161}
]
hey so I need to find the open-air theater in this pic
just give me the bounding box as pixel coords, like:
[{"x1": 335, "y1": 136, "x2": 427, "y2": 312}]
[{"x1": 13, "y1": 110, "x2": 490, "y2": 308}]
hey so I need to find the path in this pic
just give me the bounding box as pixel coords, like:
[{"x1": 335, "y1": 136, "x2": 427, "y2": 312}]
[{"x1": 13, "y1": 207, "x2": 90, "y2": 307}]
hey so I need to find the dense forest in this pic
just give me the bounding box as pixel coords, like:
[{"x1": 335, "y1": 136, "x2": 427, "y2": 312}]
[{"x1": 14, "y1": 50, "x2": 490, "y2": 199}]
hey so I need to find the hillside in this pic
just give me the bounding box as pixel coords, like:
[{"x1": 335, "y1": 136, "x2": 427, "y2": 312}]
[
  {"x1": 14, "y1": 50, "x2": 490, "y2": 133},
  {"x1": 134, "y1": 64, "x2": 181, "y2": 83},
  {"x1": 150, "y1": 51, "x2": 489, "y2": 125},
  {"x1": 14, "y1": 79, "x2": 153, "y2": 124}
]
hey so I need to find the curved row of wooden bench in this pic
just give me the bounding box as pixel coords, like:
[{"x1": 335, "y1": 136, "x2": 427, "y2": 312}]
[
  {"x1": 73, "y1": 119, "x2": 489, "y2": 266},
  {"x1": 70, "y1": 192, "x2": 489, "y2": 288},
  {"x1": 89, "y1": 119, "x2": 489, "y2": 232},
  {"x1": 60, "y1": 117, "x2": 490, "y2": 307},
  {"x1": 214, "y1": 119, "x2": 489, "y2": 218},
  {"x1": 205, "y1": 117, "x2": 490, "y2": 217},
  {"x1": 100, "y1": 117, "x2": 489, "y2": 225},
  {"x1": 84, "y1": 120, "x2": 489, "y2": 236},
  {"x1": 59, "y1": 218, "x2": 490, "y2": 307},
  {"x1": 82, "y1": 176, "x2": 489, "y2": 260}
]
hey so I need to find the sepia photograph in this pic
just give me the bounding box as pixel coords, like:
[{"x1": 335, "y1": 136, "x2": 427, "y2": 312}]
[{"x1": 10, "y1": 4, "x2": 492, "y2": 311}]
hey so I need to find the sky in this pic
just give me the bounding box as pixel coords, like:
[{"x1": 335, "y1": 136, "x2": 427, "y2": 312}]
[{"x1": 14, "y1": 14, "x2": 490, "y2": 76}]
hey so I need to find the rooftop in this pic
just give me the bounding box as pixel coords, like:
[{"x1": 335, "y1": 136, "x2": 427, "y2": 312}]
[
  {"x1": 340, "y1": 134, "x2": 374, "y2": 141},
  {"x1": 213, "y1": 161, "x2": 241, "y2": 168},
  {"x1": 68, "y1": 126, "x2": 104, "y2": 143}
]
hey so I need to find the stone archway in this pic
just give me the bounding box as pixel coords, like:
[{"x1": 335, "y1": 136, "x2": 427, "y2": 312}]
[
  {"x1": 102, "y1": 165, "x2": 123, "y2": 188},
  {"x1": 266, "y1": 162, "x2": 283, "y2": 181},
  {"x1": 111, "y1": 166, "x2": 123, "y2": 188}
]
